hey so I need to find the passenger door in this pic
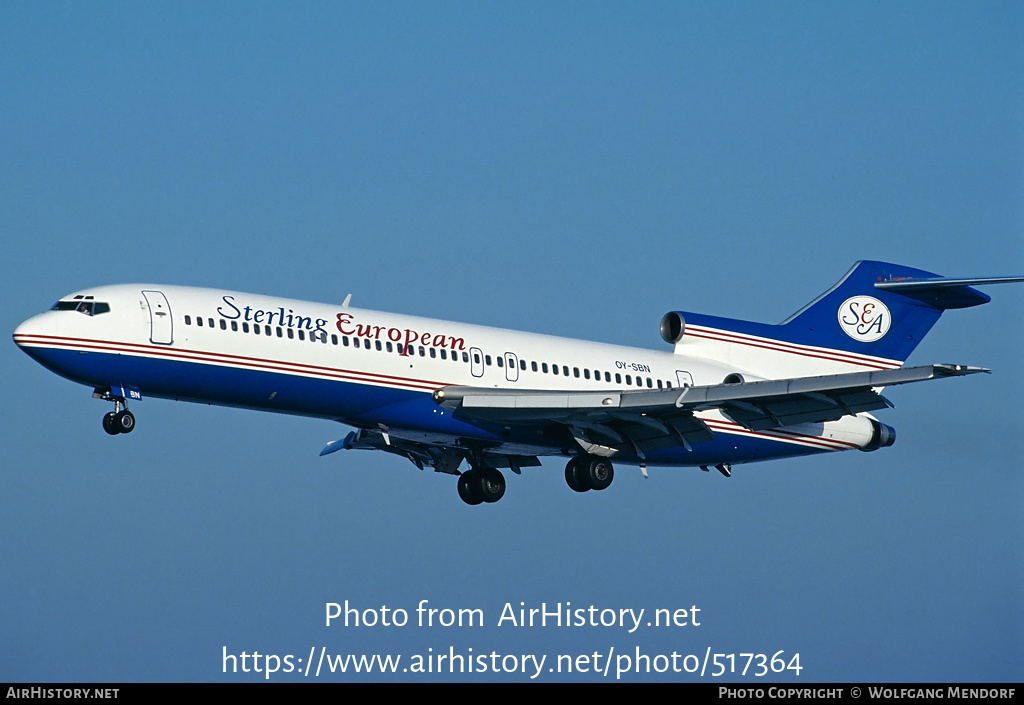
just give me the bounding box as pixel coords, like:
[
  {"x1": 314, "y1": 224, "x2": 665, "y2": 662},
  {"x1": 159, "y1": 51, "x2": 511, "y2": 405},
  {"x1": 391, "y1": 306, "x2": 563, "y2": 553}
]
[
  {"x1": 504, "y1": 352, "x2": 519, "y2": 382},
  {"x1": 141, "y1": 290, "x2": 173, "y2": 345}
]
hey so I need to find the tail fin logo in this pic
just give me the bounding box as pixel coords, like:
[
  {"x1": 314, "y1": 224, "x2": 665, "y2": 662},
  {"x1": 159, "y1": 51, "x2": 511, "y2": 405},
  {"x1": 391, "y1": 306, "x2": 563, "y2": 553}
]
[{"x1": 838, "y1": 296, "x2": 890, "y2": 342}]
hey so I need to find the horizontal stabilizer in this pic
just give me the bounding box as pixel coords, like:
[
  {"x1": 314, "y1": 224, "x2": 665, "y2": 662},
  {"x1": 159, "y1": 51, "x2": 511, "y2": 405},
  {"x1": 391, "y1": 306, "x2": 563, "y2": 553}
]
[
  {"x1": 875, "y1": 275, "x2": 1024, "y2": 289},
  {"x1": 874, "y1": 275, "x2": 1023, "y2": 310}
]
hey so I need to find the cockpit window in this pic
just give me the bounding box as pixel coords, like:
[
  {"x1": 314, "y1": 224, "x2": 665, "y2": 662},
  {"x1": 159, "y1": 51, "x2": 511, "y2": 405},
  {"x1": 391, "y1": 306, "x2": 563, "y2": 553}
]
[{"x1": 51, "y1": 296, "x2": 111, "y2": 316}]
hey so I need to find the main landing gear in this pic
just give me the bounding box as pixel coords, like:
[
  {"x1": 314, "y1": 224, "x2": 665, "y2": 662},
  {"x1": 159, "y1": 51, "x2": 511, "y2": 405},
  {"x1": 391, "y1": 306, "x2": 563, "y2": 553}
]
[
  {"x1": 564, "y1": 455, "x2": 614, "y2": 493},
  {"x1": 101, "y1": 400, "x2": 135, "y2": 436},
  {"x1": 457, "y1": 467, "x2": 506, "y2": 505},
  {"x1": 456, "y1": 455, "x2": 615, "y2": 505}
]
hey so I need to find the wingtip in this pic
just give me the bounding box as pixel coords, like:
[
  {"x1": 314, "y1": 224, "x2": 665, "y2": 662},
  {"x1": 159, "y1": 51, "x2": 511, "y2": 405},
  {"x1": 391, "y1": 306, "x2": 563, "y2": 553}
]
[
  {"x1": 320, "y1": 435, "x2": 352, "y2": 456},
  {"x1": 934, "y1": 363, "x2": 990, "y2": 376}
]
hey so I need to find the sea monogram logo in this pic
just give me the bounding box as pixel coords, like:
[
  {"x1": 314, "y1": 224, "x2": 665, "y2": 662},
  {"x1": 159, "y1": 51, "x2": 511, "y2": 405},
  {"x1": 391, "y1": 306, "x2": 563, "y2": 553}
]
[{"x1": 838, "y1": 296, "x2": 890, "y2": 342}]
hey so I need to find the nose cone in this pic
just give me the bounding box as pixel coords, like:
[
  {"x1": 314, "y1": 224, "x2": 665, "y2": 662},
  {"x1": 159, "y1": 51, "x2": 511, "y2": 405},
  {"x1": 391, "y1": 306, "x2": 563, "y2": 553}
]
[
  {"x1": 14, "y1": 313, "x2": 47, "y2": 349},
  {"x1": 13, "y1": 312, "x2": 62, "y2": 369}
]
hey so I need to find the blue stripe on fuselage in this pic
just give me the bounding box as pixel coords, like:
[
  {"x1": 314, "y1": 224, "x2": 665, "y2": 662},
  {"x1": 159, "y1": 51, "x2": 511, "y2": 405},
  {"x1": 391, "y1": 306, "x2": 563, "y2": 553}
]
[
  {"x1": 24, "y1": 344, "x2": 835, "y2": 467},
  {"x1": 24, "y1": 345, "x2": 504, "y2": 438}
]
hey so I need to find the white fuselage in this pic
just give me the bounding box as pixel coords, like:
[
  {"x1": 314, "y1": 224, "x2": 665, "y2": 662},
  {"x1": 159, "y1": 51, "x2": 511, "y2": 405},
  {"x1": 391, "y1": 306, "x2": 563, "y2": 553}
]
[{"x1": 14, "y1": 284, "x2": 885, "y2": 466}]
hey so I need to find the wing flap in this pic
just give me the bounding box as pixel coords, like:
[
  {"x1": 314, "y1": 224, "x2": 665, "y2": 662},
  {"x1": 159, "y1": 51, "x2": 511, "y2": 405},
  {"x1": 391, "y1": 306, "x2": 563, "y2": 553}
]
[
  {"x1": 720, "y1": 390, "x2": 892, "y2": 431},
  {"x1": 445, "y1": 390, "x2": 621, "y2": 422}
]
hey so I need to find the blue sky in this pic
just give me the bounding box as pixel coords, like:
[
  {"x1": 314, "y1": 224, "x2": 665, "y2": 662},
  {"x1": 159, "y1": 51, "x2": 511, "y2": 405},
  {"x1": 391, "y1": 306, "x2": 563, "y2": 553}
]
[{"x1": 1, "y1": 2, "x2": 1021, "y2": 682}]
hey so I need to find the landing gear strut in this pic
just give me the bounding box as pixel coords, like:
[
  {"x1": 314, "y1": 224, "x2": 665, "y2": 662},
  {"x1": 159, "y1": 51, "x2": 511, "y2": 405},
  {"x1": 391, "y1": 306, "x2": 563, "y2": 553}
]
[
  {"x1": 457, "y1": 467, "x2": 506, "y2": 505},
  {"x1": 565, "y1": 455, "x2": 614, "y2": 493}
]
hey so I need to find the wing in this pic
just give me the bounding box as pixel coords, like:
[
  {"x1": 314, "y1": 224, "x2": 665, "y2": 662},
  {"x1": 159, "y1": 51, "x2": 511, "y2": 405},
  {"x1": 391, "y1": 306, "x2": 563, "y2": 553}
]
[
  {"x1": 320, "y1": 426, "x2": 543, "y2": 475},
  {"x1": 432, "y1": 363, "x2": 988, "y2": 453}
]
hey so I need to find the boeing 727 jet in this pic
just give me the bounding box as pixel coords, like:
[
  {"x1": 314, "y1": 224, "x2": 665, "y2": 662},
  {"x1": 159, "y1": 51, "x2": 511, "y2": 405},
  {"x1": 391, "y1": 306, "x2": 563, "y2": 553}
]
[{"x1": 13, "y1": 261, "x2": 1022, "y2": 505}]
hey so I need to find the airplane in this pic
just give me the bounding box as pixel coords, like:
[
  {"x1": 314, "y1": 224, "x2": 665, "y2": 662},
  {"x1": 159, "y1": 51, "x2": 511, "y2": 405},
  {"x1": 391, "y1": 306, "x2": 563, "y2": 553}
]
[{"x1": 13, "y1": 260, "x2": 1023, "y2": 505}]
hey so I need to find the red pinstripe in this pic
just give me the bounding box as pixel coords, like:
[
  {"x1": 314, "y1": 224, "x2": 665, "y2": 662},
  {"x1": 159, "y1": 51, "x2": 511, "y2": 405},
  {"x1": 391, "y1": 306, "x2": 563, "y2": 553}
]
[
  {"x1": 684, "y1": 325, "x2": 900, "y2": 371},
  {"x1": 13, "y1": 334, "x2": 447, "y2": 392},
  {"x1": 16, "y1": 333, "x2": 864, "y2": 451}
]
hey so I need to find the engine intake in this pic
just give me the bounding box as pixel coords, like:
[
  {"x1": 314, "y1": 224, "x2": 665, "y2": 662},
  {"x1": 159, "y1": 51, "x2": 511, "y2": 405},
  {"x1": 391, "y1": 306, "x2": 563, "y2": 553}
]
[{"x1": 660, "y1": 312, "x2": 685, "y2": 344}]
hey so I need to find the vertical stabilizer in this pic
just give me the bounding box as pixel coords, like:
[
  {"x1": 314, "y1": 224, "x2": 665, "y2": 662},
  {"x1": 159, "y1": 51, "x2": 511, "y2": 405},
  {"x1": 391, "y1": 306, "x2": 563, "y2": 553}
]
[{"x1": 666, "y1": 261, "x2": 993, "y2": 377}]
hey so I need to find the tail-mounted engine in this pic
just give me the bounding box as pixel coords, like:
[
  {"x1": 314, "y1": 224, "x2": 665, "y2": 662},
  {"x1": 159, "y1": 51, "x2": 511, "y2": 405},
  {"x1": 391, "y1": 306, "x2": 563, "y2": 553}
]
[{"x1": 860, "y1": 419, "x2": 896, "y2": 452}]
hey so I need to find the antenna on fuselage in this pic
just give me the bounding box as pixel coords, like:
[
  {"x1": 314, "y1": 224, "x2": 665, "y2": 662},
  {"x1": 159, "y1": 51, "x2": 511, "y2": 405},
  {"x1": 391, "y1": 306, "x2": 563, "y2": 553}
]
[{"x1": 341, "y1": 294, "x2": 352, "y2": 308}]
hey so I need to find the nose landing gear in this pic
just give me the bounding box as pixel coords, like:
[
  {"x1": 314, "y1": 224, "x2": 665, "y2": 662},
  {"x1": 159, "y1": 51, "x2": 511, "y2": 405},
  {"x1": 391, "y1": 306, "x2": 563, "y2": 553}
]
[
  {"x1": 95, "y1": 388, "x2": 136, "y2": 435},
  {"x1": 102, "y1": 407, "x2": 136, "y2": 435}
]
